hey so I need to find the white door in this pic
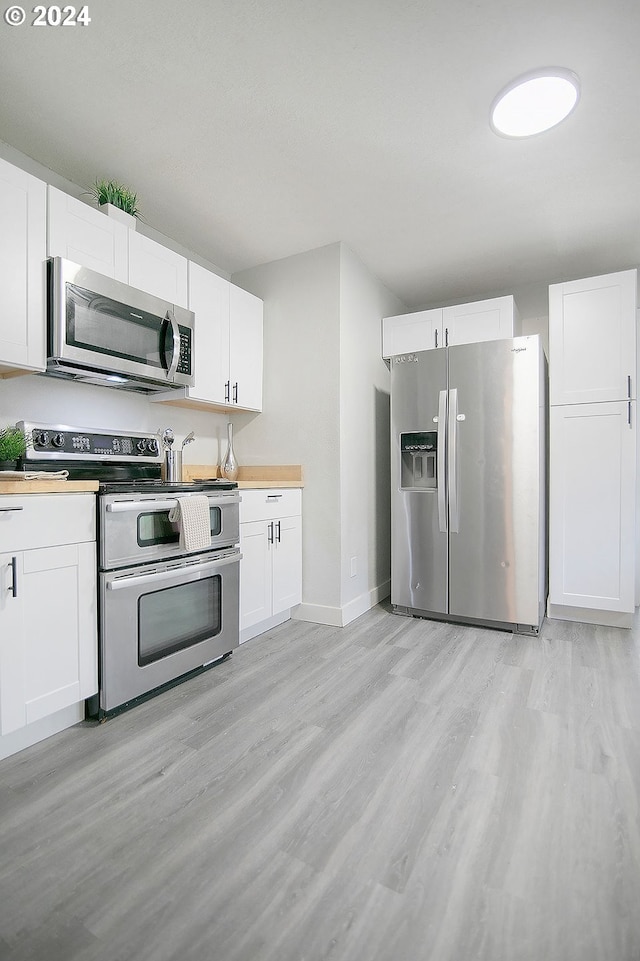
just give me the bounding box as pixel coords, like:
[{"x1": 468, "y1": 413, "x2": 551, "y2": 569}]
[
  {"x1": 128, "y1": 232, "x2": 188, "y2": 307},
  {"x1": 0, "y1": 159, "x2": 46, "y2": 372},
  {"x1": 549, "y1": 270, "x2": 637, "y2": 406},
  {"x1": 47, "y1": 185, "x2": 128, "y2": 280},
  {"x1": 0, "y1": 542, "x2": 97, "y2": 735},
  {"x1": 0, "y1": 551, "x2": 25, "y2": 734},
  {"x1": 188, "y1": 262, "x2": 230, "y2": 405},
  {"x1": 239, "y1": 521, "x2": 272, "y2": 633},
  {"x1": 443, "y1": 296, "x2": 515, "y2": 346},
  {"x1": 272, "y1": 515, "x2": 302, "y2": 614},
  {"x1": 229, "y1": 284, "x2": 263, "y2": 411},
  {"x1": 382, "y1": 308, "x2": 443, "y2": 357},
  {"x1": 549, "y1": 401, "x2": 636, "y2": 613}
]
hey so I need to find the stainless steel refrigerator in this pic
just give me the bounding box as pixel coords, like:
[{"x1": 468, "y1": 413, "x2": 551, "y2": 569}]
[{"x1": 390, "y1": 335, "x2": 547, "y2": 634}]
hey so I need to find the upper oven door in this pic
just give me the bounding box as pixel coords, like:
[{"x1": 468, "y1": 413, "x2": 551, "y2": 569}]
[
  {"x1": 48, "y1": 258, "x2": 195, "y2": 387},
  {"x1": 100, "y1": 491, "x2": 241, "y2": 569}
]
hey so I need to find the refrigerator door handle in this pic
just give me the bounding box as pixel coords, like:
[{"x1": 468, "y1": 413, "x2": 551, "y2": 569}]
[
  {"x1": 448, "y1": 387, "x2": 460, "y2": 532},
  {"x1": 437, "y1": 389, "x2": 448, "y2": 532}
]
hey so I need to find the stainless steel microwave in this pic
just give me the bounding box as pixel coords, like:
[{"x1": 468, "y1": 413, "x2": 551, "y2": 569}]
[{"x1": 46, "y1": 257, "x2": 196, "y2": 393}]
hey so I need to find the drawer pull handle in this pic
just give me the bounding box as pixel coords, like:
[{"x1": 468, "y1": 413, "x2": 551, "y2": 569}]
[
  {"x1": 266, "y1": 494, "x2": 283, "y2": 501},
  {"x1": 0, "y1": 506, "x2": 24, "y2": 512},
  {"x1": 9, "y1": 556, "x2": 18, "y2": 598}
]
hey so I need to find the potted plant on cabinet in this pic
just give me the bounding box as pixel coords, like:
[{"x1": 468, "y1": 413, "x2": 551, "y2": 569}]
[
  {"x1": 88, "y1": 178, "x2": 141, "y2": 228},
  {"x1": 0, "y1": 425, "x2": 29, "y2": 471}
]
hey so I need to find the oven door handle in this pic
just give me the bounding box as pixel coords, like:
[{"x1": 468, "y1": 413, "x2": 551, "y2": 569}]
[
  {"x1": 106, "y1": 552, "x2": 242, "y2": 591},
  {"x1": 105, "y1": 493, "x2": 241, "y2": 513}
]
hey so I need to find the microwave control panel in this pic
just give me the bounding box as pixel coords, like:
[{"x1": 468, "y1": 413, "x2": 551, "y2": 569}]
[{"x1": 19, "y1": 422, "x2": 162, "y2": 461}]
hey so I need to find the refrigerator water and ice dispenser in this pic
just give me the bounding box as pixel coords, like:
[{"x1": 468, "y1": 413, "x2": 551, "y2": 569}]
[{"x1": 400, "y1": 431, "x2": 438, "y2": 489}]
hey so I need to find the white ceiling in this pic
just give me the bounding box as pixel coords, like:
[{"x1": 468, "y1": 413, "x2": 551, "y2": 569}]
[{"x1": 1, "y1": 0, "x2": 639, "y2": 308}]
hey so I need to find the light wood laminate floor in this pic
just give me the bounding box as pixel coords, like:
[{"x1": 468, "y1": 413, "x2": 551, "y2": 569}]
[{"x1": 1, "y1": 604, "x2": 640, "y2": 961}]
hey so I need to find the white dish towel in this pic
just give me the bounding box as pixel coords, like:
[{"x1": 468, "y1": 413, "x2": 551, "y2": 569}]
[{"x1": 168, "y1": 495, "x2": 212, "y2": 552}]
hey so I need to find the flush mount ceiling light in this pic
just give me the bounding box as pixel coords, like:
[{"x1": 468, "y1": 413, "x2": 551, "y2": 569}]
[{"x1": 490, "y1": 68, "x2": 580, "y2": 138}]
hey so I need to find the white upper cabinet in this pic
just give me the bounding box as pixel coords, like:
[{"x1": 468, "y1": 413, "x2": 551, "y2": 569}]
[
  {"x1": 549, "y1": 270, "x2": 637, "y2": 406},
  {"x1": 187, "y1": 261, "x2": 230, "y2": 406},
  {"x1": 128, "y1": 231, "x2": 188, "y2": 308},
  {"x1": 382, "y1": 295, "x2": 518, "y2": 358},
  {"x1": 48, "y1": 186, "x2": 189, "y2": 307},
  {"x1": 382, "y1": 308, "x2": 442, "y2": 357},
  {"x1": 47, "y1": 185, "x2": 128, "y2": 280},
  {"x1": 443, "y1": 296, "x2": 518, "y2": 346},
  {"x1": 229, "y1": 283, "x2": 263, "y2": 411},
  {"x1": 153, "y1": 267, "x2": 263, "y2": 413},
  {"x1": 0, "y1": 158, "x2": 47, "y2": 374}
]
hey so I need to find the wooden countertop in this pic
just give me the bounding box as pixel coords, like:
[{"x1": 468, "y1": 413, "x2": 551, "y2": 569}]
[
  {"x1": 0, "y1": 480, "x2": 100, "y2": 494},
  {"x1": 183, "y1": 464, "x2": 304, "y2": 488}
]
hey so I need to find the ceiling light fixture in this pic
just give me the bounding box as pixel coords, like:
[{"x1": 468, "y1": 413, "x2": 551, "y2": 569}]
[{"x1": 490, "y1": 68, "x2": 580, "y2": 138}]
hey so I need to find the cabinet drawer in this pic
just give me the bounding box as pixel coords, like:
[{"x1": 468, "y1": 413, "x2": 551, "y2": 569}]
[
  {"x1": 240, "y1": 488, "x2": 301, "y2": 523},
  {"x1": 0, "y1": 494, "x2": 96, "y2": 552}
]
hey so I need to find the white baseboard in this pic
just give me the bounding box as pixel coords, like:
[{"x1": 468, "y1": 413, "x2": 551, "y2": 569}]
[
  {"x1": 240, "y1": 610, "x2": 291, "y2": 644},
  {"x1": 0, "y1": 702, "x2": 84, "y2": 761},
  {"x1": 293, "y1": 603, "x2": 344, "y2": 627},
  {"x1": 294, "y1": 580, "x2": 391, "y2": 628},
  {"x1": 547, "y1": 602, "x2": 634, "y2": 629}
]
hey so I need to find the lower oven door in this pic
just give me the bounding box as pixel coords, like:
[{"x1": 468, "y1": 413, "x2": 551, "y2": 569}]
[{"x1": 99, "y1": 548, "x2": 240, "y2": 714}]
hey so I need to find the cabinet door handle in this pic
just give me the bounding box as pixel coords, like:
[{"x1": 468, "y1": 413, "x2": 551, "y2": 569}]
[
  {"x1": 628, "y1": 375, "x2": 632, "y2": 399},
  {"x1": 9, "y1": 556, "x2": 18, "y2": 598},
  {"x1": 232, "y1": 382, "x2": 238, "y2": 404},
  {"x1": 445, "y1": 327, "x2": 449, "y2": 347},
  {"x1": 629, "y1": 402, "x2": 633, "y2": 427},
  {"x1": 434, "y1": 329, "x2": 438, "y2": 348},
  {"x1": 275, "y1": 521, "x2": 281, "y2": 543},
  {"x1": 0, "y1": 506, "x2": 24, "y2": 512},
  {"x1": 225, "y1": 380, "x2": 230, "y2": 403},
  {"x1": 267, "y1": 521, "x2": 274, "y2": 544}
]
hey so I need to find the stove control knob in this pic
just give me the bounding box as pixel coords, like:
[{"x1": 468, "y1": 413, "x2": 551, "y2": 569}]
[
  {"x1": 34, "y1": 430, "x2": 50, "y2": 448},
  {"x1": 136, "y1": 439, "x2": 147, "y2": 453},
  {"x1": 52, "y1": 433, "x2": 65, "y2": 448},
  {"x1": 146, "y1": 438, "x2": 159, "y2": 455}
]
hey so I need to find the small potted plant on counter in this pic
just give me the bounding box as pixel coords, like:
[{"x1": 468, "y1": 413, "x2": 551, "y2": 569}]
[
  {"x1": 0, "y1": 424, "x2": 29, "y2": 471},
  {"x1": 88, "y1": 178, "x2": 141, "y2": 228}
]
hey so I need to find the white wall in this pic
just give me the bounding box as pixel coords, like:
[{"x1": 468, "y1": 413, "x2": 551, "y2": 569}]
[
  {"x1": 0, "y1": 374, "x2": 231, "y2": 468},
  {"x1": 233, "y1": 242, "x2": 406, "y2": 626},
  {"x1": 232, "y1": 244, "x2": 343, "y2": 618},
  {"x1": 338, "y1": 245, "x2": 405, "y2": 621}
]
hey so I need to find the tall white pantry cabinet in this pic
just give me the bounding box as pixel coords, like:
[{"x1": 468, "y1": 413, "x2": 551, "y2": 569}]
[{"x1": 548, "y1": 269, "x2": 638, "y2": 627}]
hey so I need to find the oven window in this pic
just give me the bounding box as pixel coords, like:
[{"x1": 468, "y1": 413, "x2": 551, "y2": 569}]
[
  {"x1": 138, "y1": 575, "x2": 221, "y2": 666},
  {"x1": 137, "y1": 507, "x2": 222, "y2": 546}
]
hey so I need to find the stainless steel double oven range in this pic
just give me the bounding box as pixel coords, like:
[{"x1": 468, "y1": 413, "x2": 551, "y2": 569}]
[{"x1": 21, "y1": 421, "x2": 241, "y2": 718}]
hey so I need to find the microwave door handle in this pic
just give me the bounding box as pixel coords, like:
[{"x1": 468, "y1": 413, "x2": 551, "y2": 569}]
[
  {"x1": 106, "y1": 551, "x2": 242, "y2": 591},
  {"x1": 164, "y1": 310, "x2": 181, "y2": 379}
]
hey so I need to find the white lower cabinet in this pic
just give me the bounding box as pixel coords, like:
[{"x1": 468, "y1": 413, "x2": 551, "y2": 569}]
[
  {"x1": 0, "y1": 495, "x2": 97, "y2": 741},
  {"x1": 549, "y1": 402, "x2": 636, "y2": 621},
  {"x1": 240, "y1": 489, "x2": 302, "y2": 643}
]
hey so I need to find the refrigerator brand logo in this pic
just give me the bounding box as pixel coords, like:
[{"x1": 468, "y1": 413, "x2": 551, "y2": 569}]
[
  {"x1": 511, "y1": 347, "x2": 527, "y2": 353},
  {"x1": 395, "y1": 354, "x2": 419, "y2": 364}
]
